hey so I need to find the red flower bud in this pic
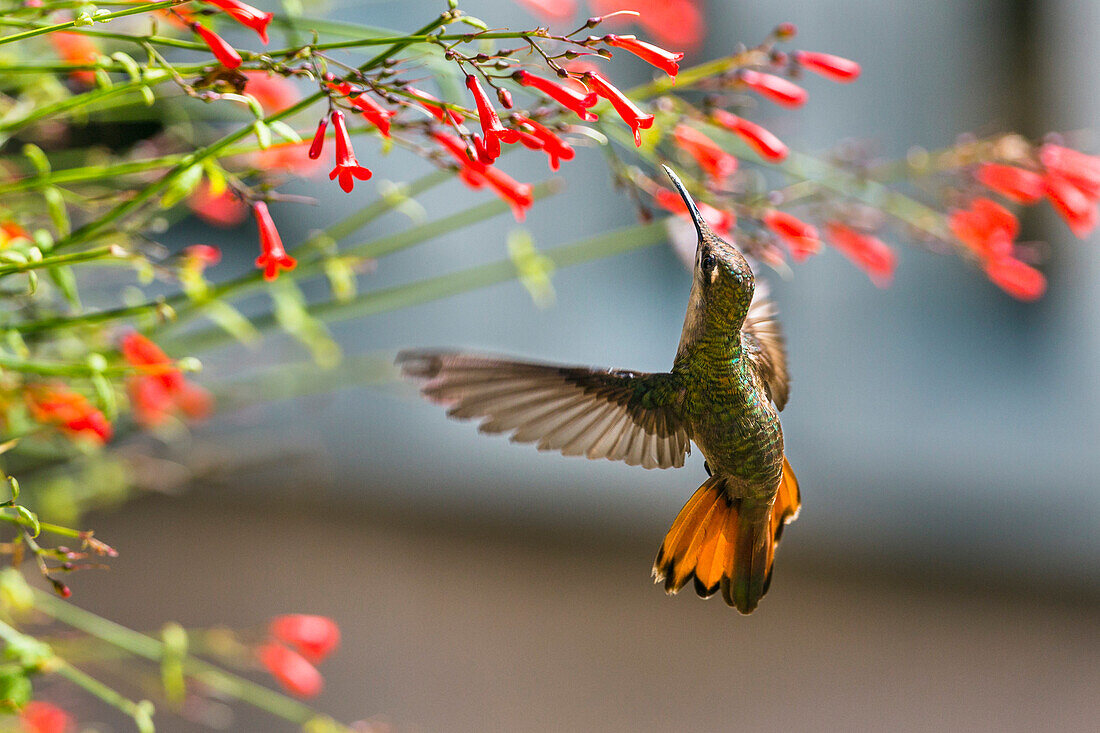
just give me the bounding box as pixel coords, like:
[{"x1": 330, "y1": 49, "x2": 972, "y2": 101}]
[
  {"x1": 654, "y1": 188, "x2": 735, "y2": 237},
  {"x1": 258, "y1": 642, "x2": 323, "y2": 698},
  {"x1": 308, "y1": 117, "x2": 327, "y2": 160},
  {"x1": 191, "y1": 22, "x2": 242, "y2": 70},
  {"x1": 465, "y1": 74, "x2": 518, "y2": 162},
  {"x1": 328, "y1": 110, "x2": 372, "y2": 193},
  {"x1": 513, "y1": 70, "x2": 598, "y2": 121},
  {"x1": 584, "y1": 72, "x2": 654, "y2": 146},
  {"x1": 947, "y1": 198, "x2": 1018, "y2": 259},
  {"x1": 183, "y1": 244, "x2": 222, "y2": 267},
  {"x1": 824, "y1": 222, "x2": 896, "y2": 287},
  {"x1": 983, "y1": 256, "x2": 1046, "y2": 301},
  {"x1": 269, "y1": 615, "x2": 340, "y2": 663},
  {"x1": 738, "y1": 70, "x2": 807, "y2": 108},
  {"x1": 253, "y1": 201, "x2": 296, "y2": 280},
  {"x1": 775, "y1": 22, "x2": 797, "y2": 40},
  {"x1": 21, "y1": 701, "x2": 73, "y2": 733},
  {"x1": 1044, "y1": 174, "x2": 1099, "y2": 239},
  {"x1": 603, "y1": 34, "x2": 684, "y2": 78},
  {"x1": 202, "y1": 0, "x2": 273, "y2": 43},
  {"x1": 673, "y1": 125, "x2": 738, "y2": 184},
  {"x1": 974, "y1": 163, "x2": 1044, "y2": 204},
  {"x1": 710, "y1": 110, "x2": 788, "y2": 162},
  {"x1": 762, "y1": 210, "x2": 820, "y2": 262},
  {"x1": 497, "y1": 87, "x2": 514, "y2": 109},
  {"x1": 1039, "y1": 143, "x2": 1100, "y2": 199},
  {"x1": 793, "y1": 50, "x2": 861, "y2": 82}
]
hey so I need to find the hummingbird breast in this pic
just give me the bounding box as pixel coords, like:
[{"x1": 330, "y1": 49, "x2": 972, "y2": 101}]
[{"x1": 681, "y1": 352, "x2": 785, "y2": 500}]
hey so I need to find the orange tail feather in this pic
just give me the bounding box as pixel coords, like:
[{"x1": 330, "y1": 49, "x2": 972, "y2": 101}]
[{"x1": 652, "y1": 457, "x2": 802, "y2": 614}]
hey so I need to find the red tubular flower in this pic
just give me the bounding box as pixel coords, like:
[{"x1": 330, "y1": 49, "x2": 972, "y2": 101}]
[
  {"x1": 591, "y1": 0, "x2": 704, "y2": 50},
  {"x1": 328, "y1": 110, "x2": 372, "y2": 193},
  {"x1": 793, "y1": 50, "x2": 861, "y2": 82},
  {"x1": 308, "y1": 117, "x2": 327, "y2": 160},
  {"x1": 710, "y1": 110, "x2": 788, "y2": 162},
  {"x1": 674, "y1": 125, "x2": 738, "y2": 184},
  {"x1": 983, "y1": 256, "x2": 1046, "y2": 301},
  {"x1": 432, "y1": 131, "x2": 534, "y2": 221},
  {"x1": 824, "y1": 222, "x2": 896, "y2": 287},
  {"x1": 49, "y1": 31, "x2": 98, "y2": 86},
  {"x1": 654, "y1": 188, "x2": 735, "y2": 237},
  {"x1": 947, "y1": 198, "x2": 1018, "y2": 259},
  {"x1": 1039, "y1": 143, "x2": 1100, "y2": 199},
  {"x1": 738, "y1": 69, "x2": 808, "y2": 108},
  {"x1": 602, "y1": 34, "x2": 684, "y2": 78},
  {"x1": 584, "y1": 72, "x2": 654, "y2": 146},
  {"x1": 763, "y1": 210, "x2": 820, "y2": 262},
  {"x1": 20, "y1": 701, "x2": 73, "y2": 733},
  {"x1": 513, "y1": 70, "x2": 598, "y2": 121},
  {"x1": 183, "y1": 244, "x2": 222, "y2": 267},
  {"x1": 202, "y1": 0, "x2": 273, "y2": 43},
  {"x1": 244, "y1": 71, "x2": 297, "y2": 113},
  {"x1": 258, "y1": 642, "x2": 323, "y2": 698},
  {"x1": 1044, "y1": 174, "x2": 1099, "y2": 239},
  {"x1": 512, "y1": 114, "x2": 575, "y2": 171},
  {"x1": 480, "y1": 165, "x2": 535, "y2": 221},
  {"x1": 270, "y1": 615, "x2": 340, "y2": 663},
  {"x1": 465, "y1": 75, "x2": 518, "y2": 162},
  {"x1": 349, "y1": 92, "x2": 395, "y2": 138},
  {"x1": 27, "y1": 385, "x2": 112, "y2": 444},
  {"x1": 975, "y1": 163, "x2": 1044, "y2": 204},
  {"x1": 253, "y1": 201, "x2": 296, "y2": 280},
  {"x1": 406, "y1": 87, "x2": 464, "y2": 125},
  {"x1": 122, "y1": 332, "x2": 212, "y2": 427},
  {"x1": 188, "y1": 182, "x2": 248, "y2": 228},
  {"x1": 191, "y1": 22, "x2": 242, "y2": 69}
]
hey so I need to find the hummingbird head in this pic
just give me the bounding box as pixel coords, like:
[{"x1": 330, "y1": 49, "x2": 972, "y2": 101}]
[{"x1": 663, "y1": 165, "x2": 754, "y2": 328}]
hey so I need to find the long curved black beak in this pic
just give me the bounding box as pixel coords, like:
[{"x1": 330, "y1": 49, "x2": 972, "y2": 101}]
[{"x1": 662, "y1": 165, "x2": 708, "y2": 239}]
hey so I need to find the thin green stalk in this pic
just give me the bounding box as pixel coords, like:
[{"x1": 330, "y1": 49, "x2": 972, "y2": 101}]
[
  {"x1": 31, "y1": 589, "x2": 352, "y2": 731},
  {"x1": 170, "y1": 219, "x2": 667, "y2": 355},
  {"x1": 0, "y1": 1, "x2": 178, "y2": 46},
  {"x1": 50, "y1": 661, "x2": 156, "y2": 732},
  {"x1": 0, "y1": 246, "x2": 122, "y2": 276},
  {"x1": 158, "y1": 178, "x2": 559, "y2": 337},
  {"x1": 0, "y1": 74, "x2": 173, "y2": 134},
  {"x1": 0, "y1": 353, "x2": 183, "y2": 377}
]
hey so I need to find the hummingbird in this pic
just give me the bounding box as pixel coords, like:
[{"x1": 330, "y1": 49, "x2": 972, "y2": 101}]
[{"x1": 396, "y1": 166, "x2": 800, "y2": 614}]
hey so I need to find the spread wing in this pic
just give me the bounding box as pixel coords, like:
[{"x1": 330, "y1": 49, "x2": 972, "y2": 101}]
[
  {"x1": 742, "y1": 290, "x2": 789, "y2": 411},
  {"x1": 396, "y1": 350, "x2": 691, "y2": 469}
]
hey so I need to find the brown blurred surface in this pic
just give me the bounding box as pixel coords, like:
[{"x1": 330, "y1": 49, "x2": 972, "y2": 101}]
[{"x1": 66, "y1": 493, "x2": 1099, "y2": 733}]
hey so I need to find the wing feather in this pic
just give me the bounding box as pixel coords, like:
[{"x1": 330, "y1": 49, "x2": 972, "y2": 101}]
[
  {"x1": 742, "y1": 289, "x2": 790, "y2": 411},
  {"x1": 397, "y1": 350, "x2": 690, "y2": 469}
]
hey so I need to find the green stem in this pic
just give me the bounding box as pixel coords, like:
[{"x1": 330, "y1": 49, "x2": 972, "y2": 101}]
[
  {"x1": 0, "y1": 353, "x2": 184, "y2": 377},
  {"x1": 31, "y1": 589, "x2": 351, "y2": 731},
  {"x1": 0, "y1": 618, "x2": 155, "y2": 731},
  {"x1": 0, "y1": 0, "x2": 178, "y2": 46},
  {"x1": 0, "y1": 246, "x2": 121, "y2": 277},
  {"x1": 171, "y1": 219, "x2": 667, "y2": 354}
]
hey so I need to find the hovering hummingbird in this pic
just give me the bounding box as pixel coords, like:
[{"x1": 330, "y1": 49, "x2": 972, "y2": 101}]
[{"x1": 397, "y1": 166, "x2": 800, "y2": 614}]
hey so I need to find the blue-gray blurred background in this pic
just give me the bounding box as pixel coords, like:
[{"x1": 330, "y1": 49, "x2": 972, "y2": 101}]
[{"x1": 69, "y1": 1, "x2": 1100, "y2": 731}]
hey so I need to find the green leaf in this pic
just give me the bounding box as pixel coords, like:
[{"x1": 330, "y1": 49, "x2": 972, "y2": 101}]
[
  {"x1": 0, "y1": 670, "x2": 32, "y2": 707},
  {"x1": 0, "y1": 568, "x2": 33, "y2": 615},
  {"x1": 15, "y1": 506, "x2": 39, "y2": 538},
  {"x1": 269, "y1": 120, "x2": 302, "y2": 144},
  {"x1": 43, "y1": 188, "x2": 70, "y2": 238},
  {"x1": 507, "y1": 229, "x2": 555, "y2": 308},
  {"x1": 47, "y1": 266, "x2": 80, "y2": 309},
  {"x1": 160, "y1": 623, "x2": 187, "y2": 705},
  {"x1": 252, "y1": 120, "x2": 272, "y2": 150},
  {"x1": 159, "y1": 164, "x2": 203, "y2": 210},
  {"x1": 201, "y1": 301, "x2": 260, "y2": 344}
]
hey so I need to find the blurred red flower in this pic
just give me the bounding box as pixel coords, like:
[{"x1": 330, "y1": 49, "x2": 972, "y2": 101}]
[
  {"x1": 711, "y1": 111, "x2": 789, "y2": 162},
  {"x1": 258, "y1": 642, "x2": 323, "y2": 698},
  {"x1": 975, "y1": 163, "x2": 1044, "y2": 204},
  {"x1": 763, "y1": 210, "x2": 820, "y2": 262},
  {"x1": 269, "y1": 615, "x2": 340, "y2": 663},
  {"x1": 121, "y1": 332, "x2": 212, "y2": 427},
  {"x1": 48, "y1": 32, "x2": 98, "y2": 86},
  {"x1": 739, "y1": 70, "x2": 808, "y2": 108},
  {"x1": 793, "y1": 51, "x2": 861, "y2": 82},
  {"x1": 674, "y1": 125, "x2": 738, "y2": 184},
  {"x1": 21, "y1": 702, "x2": 73, "y2": 733},
  {"x1": 26, "y1": 385, "x2": 112, "y2": 444},
  {"x1": 824, "y1": 222, "x2": 896, "y2": 287}
]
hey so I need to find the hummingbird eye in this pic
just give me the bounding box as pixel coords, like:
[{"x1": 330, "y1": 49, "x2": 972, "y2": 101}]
[{"x1": 701, "y1": 252, "x2": 717, "y2": 271}]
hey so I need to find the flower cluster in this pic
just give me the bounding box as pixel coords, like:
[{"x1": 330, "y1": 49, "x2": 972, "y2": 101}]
[{"x1": 121, "y1": 333, "x2": 212, "y2": 428}]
